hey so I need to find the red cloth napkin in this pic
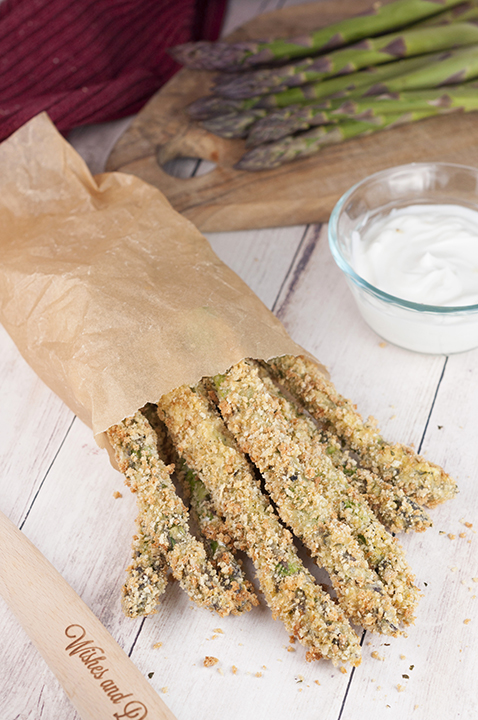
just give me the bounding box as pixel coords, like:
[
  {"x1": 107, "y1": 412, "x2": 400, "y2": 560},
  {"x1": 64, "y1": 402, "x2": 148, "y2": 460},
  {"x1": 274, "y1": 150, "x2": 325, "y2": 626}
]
[{"x1": 0, "y1": 0, "x2": 226, "y2": 141}]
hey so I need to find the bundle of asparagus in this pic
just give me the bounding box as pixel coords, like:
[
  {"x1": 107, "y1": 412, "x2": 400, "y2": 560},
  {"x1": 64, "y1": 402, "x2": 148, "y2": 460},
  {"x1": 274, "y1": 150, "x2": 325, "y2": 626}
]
[
  {"x1": 107, "y1": 355, "x2": 456, "y2": 667},
  {"x1": 170, "y1": 0, "x2": 478, "y2": 170}
]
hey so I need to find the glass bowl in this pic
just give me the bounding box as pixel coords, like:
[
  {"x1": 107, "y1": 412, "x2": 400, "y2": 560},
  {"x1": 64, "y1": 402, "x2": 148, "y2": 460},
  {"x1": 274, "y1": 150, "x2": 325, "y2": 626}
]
[{"x1": 328, "y1": 162, "x2": 478, "y2": 354}]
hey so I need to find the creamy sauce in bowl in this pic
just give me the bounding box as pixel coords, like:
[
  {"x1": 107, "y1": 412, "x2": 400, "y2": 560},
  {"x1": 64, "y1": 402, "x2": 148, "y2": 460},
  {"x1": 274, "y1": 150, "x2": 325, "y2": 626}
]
[{"x1": 352, "y1": 204, "x2": 478, "y2": 307}]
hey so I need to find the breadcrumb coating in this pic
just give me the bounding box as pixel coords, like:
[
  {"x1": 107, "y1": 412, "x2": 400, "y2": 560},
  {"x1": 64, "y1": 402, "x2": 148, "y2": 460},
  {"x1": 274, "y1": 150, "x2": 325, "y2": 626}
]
[
  {"x1": 122, "y1": 523, "x2": 169, "y2": 618},
  {"x1": 177, "y1": 457, "x2": 259, "y2": 613},
  {"x1": 143, "y1": 404, "x2": 258, "y2": 614},
  {"x1": 269, "y1": 355, "x2": 457, "y2": 508},
  {"x1": 322, "y1": 432, "x2": 432, "y2": 534},
  {"x1": 158, "y1": 384, "x2": 362, "y2": 667},
  {"x1": 213, "y1": 360, "x2": 401, "y2": 636},
  {"x1": 107, "y1": 412, "x2": 241, "y2": 617},
  {"x1": 255, "y1": 363, "x2": 420, "y2": 626}
]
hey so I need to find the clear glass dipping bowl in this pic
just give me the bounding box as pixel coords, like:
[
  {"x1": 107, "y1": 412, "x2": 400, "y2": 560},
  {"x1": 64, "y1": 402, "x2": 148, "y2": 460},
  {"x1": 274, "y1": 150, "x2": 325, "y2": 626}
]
[{"x1": 328, "y1": 162, "x2": 478, "y2": 355}]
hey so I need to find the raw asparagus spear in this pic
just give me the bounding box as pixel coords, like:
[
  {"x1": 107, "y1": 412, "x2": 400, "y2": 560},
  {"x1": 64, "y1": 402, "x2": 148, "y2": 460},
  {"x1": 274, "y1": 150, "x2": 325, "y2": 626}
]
[
  {"x1": 186, "y1": 53, "x2": 439, "y2": 119},
  {"x1": 414, "y1": 0, "x2": 478, "y2": 25},
  {"x1": 107, "y1": 412, "x2": 245, "y2": 617},
  {"x1": 268, "y1": 355, "x2": 457, "y2": 508},
  {"x1": 170, "y1": 0, "x2": 465, "y2": 71},
  {"x1": 213, "y1": 360, "x2": 402, "y2": 635},
  {"x1": 158, "y1": 384, "x2": 362, "y2": 666},
  {"x1": 247, "y1": 85, "x2": 478, "y2": 145},
  {"x1": 236, "y1": 110, "x2": 438, "y2": 171},
  {"x1": 202, "y1": 109, "x2": 268, "y2": 139},
  {"x1": 253, "y1": 362, "x2": 420, "y2": 624},
  {"x1": 213, "y1": 22, "x2": 478, "y2": 98}
]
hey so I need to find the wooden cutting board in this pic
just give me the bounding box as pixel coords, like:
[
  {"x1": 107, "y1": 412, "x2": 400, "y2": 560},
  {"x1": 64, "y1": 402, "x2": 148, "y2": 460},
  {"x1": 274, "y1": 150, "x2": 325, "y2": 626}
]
[{"x1": 106, "y1": 0, "x2": 478, "y2": 232}]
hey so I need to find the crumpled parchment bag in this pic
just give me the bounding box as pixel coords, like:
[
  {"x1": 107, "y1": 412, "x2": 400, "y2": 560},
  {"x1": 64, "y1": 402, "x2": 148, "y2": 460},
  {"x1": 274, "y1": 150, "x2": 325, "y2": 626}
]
[{"x1": 0, "y1": 113, "x2": 318, "y2": 441}]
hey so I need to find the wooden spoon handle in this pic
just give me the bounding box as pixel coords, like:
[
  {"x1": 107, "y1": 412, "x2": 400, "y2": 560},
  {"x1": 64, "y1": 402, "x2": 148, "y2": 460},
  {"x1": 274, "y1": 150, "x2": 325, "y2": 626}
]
[{"x1": 0, "y1": 509, "x2": 178, "y2": 720}]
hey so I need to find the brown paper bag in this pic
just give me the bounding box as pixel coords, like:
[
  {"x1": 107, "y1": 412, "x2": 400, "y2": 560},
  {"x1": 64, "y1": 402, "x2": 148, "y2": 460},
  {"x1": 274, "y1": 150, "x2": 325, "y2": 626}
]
[{"x1": 0, "y1": 113, "x2": 319, "y2": 445}]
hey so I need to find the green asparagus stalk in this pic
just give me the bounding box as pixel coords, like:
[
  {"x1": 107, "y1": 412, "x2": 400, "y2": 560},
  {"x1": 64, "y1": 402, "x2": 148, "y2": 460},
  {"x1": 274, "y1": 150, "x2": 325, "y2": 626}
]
[
  {"x1": 202, "y1": 109, "x2": 268, "y2": 139},
  {"x1": 254, "y1": 47, "x2": 476, "y2": 107},
  {"x1": 186, "y1": 54, "x2": 438, "y2": 119},
  {"x1": 246, "y1": 85, "x2": 478, "y2": 146},
  {"x1": 236, "y1": 109, "x2": 438, "y2": 171},
  {"x1": 213, "y1": 360, "x2": 402, "y2": 635},
  {"x1": 213, "y1": 22, "x2": 478, "y2": 99},
  {"x1": 158, "y1": 384, "x2": 362, "y2": 666},
  {"x1": 268, "y1": 355, "x2": 457, "y2": 508},
  {"x1": 413, "y1": 0, "x2": 478, "y2": 26},
  {"x1": 170, "y1": 0, "x2": 465, "y2": 71}
]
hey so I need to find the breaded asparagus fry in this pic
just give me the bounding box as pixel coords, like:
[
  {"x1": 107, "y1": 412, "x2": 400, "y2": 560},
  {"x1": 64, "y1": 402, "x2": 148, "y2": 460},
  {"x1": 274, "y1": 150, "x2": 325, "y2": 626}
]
[
  {"x1": 177, "y1": 458, "x2": 259, "y2": 613},
  {"x1": 158, "y1": 385, "x2": 362, "y2": 666},
  {"x1": 268, "y1": 355, "x2": 457, "y2": 507},
  {"x1": 258, "y1": 362, "x2": 432, "y2": 534},
  {"x1": 107, "y1": 412, "x2": 242, "y2": 617},
  {"x1": 255, "y1": 364, "x2": 420, "y2": 625},
  {"x1": 122, "y1": 522, "x2": 169, "y2": 618},
  {"x1": 142, "y1": 403, "x2": 258, "y2": 613},
  {"x1": 117, "y1": 403, "x2": 171, "y2": 618},
  {"x1": 321, "y1": 431, "x2": 432, "y2": 534},
  {"x1": 213, "y1": 360, "x2": 401, "y2": 635}
]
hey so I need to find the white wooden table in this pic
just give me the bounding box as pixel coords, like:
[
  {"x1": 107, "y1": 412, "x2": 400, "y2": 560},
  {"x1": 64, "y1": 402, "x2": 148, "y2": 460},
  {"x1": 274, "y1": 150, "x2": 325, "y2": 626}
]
[{"x1": 1, "y1": 2, "x2": 478, "y2": 718}]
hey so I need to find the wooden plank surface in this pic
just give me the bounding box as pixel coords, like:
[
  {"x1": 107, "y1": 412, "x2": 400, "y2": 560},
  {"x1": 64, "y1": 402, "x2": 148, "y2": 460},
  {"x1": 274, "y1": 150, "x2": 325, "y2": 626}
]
[
  {"x1": 2, "y1": 2, "x2": 478, "y2": 719},
  {"x1": 106, "y1": 0, "x2": 478, "y2": 232}
]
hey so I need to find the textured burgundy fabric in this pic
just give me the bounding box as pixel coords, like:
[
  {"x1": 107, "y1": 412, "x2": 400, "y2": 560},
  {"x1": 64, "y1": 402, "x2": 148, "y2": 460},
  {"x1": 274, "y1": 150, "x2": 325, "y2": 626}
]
[{"x1": 0, "y1": 0, "x2": 226, "y2": 141}]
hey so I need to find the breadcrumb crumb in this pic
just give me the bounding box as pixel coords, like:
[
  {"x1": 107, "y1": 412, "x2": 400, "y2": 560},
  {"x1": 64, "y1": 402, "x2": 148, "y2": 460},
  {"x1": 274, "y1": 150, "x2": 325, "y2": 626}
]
[
  {"x1": 113, "y1": 491, "x2": 122, "y2": 499},
  {"x1": 204, "y1": 656, "x2": 219, "y2": 667}
]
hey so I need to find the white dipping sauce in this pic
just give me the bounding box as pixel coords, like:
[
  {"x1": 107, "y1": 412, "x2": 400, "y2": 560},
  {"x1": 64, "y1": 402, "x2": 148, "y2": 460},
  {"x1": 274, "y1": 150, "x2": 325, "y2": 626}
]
[
  {"x1": 352, "y1": 204, "x2": 478, "y2": 307},
  {"x1": 344, "y1": 203, "x2": 478, "y2": 354}
]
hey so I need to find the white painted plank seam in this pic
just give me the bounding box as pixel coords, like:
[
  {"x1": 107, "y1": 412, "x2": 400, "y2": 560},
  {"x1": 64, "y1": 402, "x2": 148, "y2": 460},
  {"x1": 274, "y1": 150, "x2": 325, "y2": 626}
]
[{"x1": 18, "y1": 416, "x2": 77, "y2": 531}]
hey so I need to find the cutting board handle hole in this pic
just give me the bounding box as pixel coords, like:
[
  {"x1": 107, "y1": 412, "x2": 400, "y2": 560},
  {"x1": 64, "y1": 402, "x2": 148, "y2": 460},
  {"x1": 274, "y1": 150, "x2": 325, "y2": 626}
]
[{"x1": 160, "y1": 157, "x2": 217, "y2": 179}]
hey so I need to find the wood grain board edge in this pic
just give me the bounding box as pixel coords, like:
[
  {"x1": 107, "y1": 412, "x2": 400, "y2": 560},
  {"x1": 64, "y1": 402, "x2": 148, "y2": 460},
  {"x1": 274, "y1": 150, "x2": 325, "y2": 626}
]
[{"x1": 106, "y1": 0, "x2": 478, "y2": 232}]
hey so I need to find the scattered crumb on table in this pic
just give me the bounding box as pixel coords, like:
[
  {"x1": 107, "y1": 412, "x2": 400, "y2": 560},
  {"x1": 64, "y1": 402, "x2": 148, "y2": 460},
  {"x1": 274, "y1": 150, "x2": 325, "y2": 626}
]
[{"x1": 204, "y1": 656, "x2": 219, "y2": 667}]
